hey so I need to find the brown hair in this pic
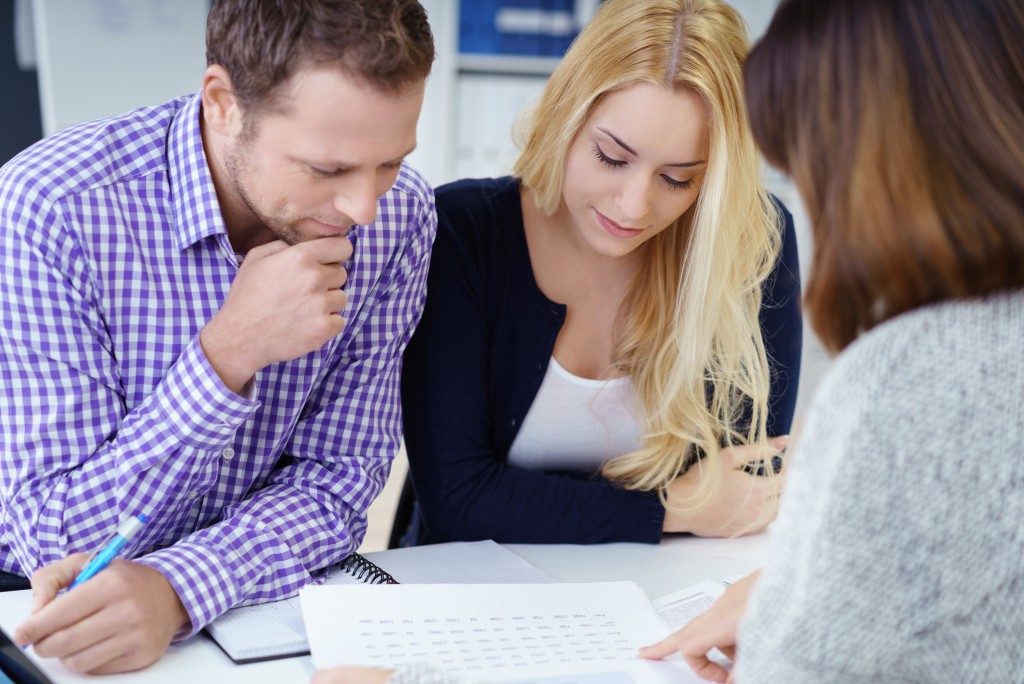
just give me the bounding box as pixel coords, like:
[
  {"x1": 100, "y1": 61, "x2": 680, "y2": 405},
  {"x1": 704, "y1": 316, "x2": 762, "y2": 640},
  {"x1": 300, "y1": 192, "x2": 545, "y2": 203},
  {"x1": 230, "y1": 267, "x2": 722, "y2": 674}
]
[
  {"x1": 206, "y1": 0, "x2": 434, "y2": 112},
  {"x1": 745, "y1": 0, "x2": 1024, "y2": 352}
]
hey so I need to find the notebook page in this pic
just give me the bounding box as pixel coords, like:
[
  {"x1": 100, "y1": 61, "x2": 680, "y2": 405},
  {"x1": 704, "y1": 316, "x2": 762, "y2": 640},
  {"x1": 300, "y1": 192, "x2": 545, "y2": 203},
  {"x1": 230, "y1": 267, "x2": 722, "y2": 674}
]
[
  {"x1": 204, "y1": 594, "x2": 308, "y2": 662},
  {"x1": 301, "y1": 582, "x2": 693, "y2": 681},
  {"x1": 364, "y1": 540, "x2": 555, "y2": 584}
]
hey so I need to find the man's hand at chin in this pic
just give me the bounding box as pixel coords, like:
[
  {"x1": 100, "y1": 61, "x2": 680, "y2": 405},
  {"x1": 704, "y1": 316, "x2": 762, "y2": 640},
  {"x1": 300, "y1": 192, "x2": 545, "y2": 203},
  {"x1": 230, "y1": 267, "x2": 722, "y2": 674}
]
[{"x1": 13, "y1": 554, "x2": 190, "y2": 674}]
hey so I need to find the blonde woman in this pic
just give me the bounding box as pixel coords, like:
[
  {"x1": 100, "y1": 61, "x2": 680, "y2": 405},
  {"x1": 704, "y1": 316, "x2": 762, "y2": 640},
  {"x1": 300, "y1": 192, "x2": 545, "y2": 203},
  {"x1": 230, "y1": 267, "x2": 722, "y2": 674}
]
[{"x1": 397, "y1": 0, "x2": 801, "y2": 547}]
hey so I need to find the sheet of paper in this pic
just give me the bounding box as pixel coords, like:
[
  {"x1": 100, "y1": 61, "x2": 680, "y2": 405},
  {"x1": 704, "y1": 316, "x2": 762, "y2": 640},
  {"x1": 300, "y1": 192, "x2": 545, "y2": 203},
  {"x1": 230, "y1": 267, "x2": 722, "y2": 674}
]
[
  {"x1": 301, "y1": 582, "x2": 692, "y2": 681},
  {"x1": 722, "y1": 573, "x2": 747, "y2": 586},
  {"x1": 651, "y1": 580, "x2": 726, "y2": 631},
  {"x1": 504, "y1": 660, "x2": 710, "y2": 684}
]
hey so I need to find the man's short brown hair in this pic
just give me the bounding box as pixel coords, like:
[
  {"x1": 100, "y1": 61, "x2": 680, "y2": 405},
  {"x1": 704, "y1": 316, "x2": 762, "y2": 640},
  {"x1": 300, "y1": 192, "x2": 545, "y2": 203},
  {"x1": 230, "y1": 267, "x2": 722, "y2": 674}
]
[{"x1": 206, "y1": 0, "x2": 434, "y2": 112}]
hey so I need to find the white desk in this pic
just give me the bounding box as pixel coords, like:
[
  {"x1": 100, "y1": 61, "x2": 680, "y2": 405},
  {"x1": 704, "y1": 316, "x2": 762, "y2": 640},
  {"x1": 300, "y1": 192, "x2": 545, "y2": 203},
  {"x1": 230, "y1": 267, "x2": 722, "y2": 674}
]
[
  {"x1": 0, "y1": 535, "x2": 767, "y2": 683},
  {"x1": 507, "y1": 534, "x2": 769, "y2": 598}
]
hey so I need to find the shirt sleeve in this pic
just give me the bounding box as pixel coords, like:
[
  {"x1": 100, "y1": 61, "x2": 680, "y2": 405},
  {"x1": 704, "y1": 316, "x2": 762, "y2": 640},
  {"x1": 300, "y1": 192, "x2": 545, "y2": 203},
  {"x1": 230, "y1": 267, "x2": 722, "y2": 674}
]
[
  {"x1": 401, "y1": 204, "x2": 666, "y2": 545},
  {"x1": 0, "y1": 198, "x2": 260, "y2": 575},
  {"x1": 136, "y1": 192, "x2": 437, "y2": 637}
]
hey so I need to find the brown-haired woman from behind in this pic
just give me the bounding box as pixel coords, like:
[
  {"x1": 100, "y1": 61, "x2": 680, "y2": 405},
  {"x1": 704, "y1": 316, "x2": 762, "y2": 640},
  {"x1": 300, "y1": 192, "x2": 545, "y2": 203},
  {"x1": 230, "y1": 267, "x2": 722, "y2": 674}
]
[{"x1": 642, "y1": 0, "x2": 1024, "y2": 682}]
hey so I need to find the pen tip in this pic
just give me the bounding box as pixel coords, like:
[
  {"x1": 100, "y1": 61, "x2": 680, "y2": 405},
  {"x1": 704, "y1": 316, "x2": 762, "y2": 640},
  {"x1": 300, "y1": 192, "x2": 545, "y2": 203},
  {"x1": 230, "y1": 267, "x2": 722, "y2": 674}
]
[{"x1": 137, "y1": 513, "x2": 150, "y2": 523}]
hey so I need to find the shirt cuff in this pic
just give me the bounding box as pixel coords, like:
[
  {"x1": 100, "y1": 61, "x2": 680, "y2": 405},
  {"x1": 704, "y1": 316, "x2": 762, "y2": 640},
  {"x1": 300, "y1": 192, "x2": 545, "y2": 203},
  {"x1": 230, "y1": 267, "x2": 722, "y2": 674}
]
[
  {"x1": 626, "y1": 488, "x2": 666, "y2": 544},
  {"x1": 136, "y1": 538, "x2": 247, "y2": 640},
  {"x1": 154, "y1": 335, "x2": 260, "y2": 446}
]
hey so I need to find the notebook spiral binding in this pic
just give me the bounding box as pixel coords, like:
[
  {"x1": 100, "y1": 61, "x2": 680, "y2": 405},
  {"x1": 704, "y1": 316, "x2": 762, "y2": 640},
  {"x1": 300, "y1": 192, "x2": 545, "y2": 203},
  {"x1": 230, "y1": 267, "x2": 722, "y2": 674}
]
[{"x1": 339, "y1": 553, "x2": 399, "y2": 584}]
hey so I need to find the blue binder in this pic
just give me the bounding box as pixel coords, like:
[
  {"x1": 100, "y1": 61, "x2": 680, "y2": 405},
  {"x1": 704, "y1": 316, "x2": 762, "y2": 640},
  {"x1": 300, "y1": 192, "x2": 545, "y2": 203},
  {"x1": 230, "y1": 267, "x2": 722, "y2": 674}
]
[{"x1": 459, "y1": 0, "x2": 582, "y2": 58}]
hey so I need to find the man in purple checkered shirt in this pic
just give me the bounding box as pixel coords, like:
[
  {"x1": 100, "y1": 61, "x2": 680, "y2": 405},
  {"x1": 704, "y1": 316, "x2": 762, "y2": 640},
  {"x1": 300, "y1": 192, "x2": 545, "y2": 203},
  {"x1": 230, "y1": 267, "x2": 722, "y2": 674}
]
[{"x1": 0, "y1": 0, "x2": 436, "y2": 673}]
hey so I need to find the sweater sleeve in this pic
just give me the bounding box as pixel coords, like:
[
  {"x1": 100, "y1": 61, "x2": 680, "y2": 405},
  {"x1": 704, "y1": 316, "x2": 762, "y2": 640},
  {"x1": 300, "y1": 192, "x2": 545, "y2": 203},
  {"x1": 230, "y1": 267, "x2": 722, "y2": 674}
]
[
  {"x1": 735, "y1": 310, "x2": 1024, "y2": 683},
  {"x1": 401, "y1": 197, "x2": 665, "y2": 545}
]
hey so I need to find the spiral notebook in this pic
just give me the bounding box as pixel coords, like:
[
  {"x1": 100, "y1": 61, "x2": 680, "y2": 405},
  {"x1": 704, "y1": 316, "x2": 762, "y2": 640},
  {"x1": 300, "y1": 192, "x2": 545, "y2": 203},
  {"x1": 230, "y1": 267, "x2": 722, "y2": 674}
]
[{"x1": 205, "y1": 540, "x2": 554, "y2": 664}]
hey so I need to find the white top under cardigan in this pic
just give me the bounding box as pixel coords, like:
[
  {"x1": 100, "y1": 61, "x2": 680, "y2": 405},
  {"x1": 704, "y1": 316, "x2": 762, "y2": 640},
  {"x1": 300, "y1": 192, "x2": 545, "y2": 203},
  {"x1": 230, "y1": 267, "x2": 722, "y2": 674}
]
[{"x1": 507, "y1": 357, "x2": 644, "y2": 472}]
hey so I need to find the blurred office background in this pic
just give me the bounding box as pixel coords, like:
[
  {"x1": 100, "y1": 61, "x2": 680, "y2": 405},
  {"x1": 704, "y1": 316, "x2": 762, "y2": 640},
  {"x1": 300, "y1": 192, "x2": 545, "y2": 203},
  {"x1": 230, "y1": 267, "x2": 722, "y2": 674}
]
[{"x1": 1, "y1": 0, "x2": 829, "y2": 550}]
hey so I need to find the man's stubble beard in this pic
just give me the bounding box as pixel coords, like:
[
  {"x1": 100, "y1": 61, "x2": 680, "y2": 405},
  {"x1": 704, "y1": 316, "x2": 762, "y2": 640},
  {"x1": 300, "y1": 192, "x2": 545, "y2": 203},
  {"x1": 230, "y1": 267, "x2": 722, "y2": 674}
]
[{"x1": 224, "y1": 136, "x2": 303, "y2": 246}]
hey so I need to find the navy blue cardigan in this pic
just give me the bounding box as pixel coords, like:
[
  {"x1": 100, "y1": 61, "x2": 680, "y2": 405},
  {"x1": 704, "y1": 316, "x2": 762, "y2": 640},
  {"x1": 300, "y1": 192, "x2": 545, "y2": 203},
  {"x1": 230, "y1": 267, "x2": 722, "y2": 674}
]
[{"x1": 400, "y1": 177, "x2": 802, "y2": 545}]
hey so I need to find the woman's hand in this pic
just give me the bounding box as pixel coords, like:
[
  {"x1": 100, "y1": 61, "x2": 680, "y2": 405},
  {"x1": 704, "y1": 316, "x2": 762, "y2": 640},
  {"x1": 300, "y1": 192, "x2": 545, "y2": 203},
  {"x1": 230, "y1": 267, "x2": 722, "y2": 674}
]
[
  {"x1": 312, "y1": 667, "x2": 393, "y2": 684},
  {"x1": 639, "y1": 570, "x2": 761, "y2": 682},
  {"x1": 313, "y1": 665, "x2": 463, "y2": 684},
  {"x1": 663, "y1": 437, "x2": 788, "y2": 537}
]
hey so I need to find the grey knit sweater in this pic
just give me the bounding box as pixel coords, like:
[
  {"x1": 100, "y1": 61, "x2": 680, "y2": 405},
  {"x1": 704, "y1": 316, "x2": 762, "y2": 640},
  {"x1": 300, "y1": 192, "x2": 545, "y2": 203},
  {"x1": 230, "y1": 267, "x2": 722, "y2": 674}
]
[{"x1": 737, "y1": 290, "x2": 1024, "y2": 683}]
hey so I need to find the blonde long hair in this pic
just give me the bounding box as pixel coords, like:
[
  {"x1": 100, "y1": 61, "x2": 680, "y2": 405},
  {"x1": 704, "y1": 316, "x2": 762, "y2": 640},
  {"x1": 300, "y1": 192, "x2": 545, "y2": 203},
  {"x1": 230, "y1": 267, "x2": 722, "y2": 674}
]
[{"x1": 513, "y1": 0, "x2": 781, "y2": 512}]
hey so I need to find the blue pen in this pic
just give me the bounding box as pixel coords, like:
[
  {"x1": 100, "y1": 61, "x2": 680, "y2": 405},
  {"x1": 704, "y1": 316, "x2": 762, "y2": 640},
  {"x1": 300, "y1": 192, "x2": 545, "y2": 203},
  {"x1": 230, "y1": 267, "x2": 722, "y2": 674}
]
[{"x1": 69, "y1": 514, "x2": 149, "y2": 589}]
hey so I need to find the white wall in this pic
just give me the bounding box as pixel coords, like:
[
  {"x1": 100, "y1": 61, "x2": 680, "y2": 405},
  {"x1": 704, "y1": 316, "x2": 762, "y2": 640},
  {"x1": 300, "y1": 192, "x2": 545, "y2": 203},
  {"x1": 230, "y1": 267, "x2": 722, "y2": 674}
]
[
  {"x1": 31, "y1": 0, "x2": 208, "y2": 135},
  {"x1": 728, "y1": 0, "x2": 778, "y2": 40}
]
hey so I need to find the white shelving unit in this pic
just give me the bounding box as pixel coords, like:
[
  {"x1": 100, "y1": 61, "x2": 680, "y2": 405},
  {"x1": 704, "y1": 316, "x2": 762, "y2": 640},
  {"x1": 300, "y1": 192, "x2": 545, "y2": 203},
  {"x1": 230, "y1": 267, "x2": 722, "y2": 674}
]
[
  {"x1": 411, "y1": 0, "x2": 569, "y2": 186},
  {"x1": 457, "y1": 54, "x2": 562, "y2": 76}
]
